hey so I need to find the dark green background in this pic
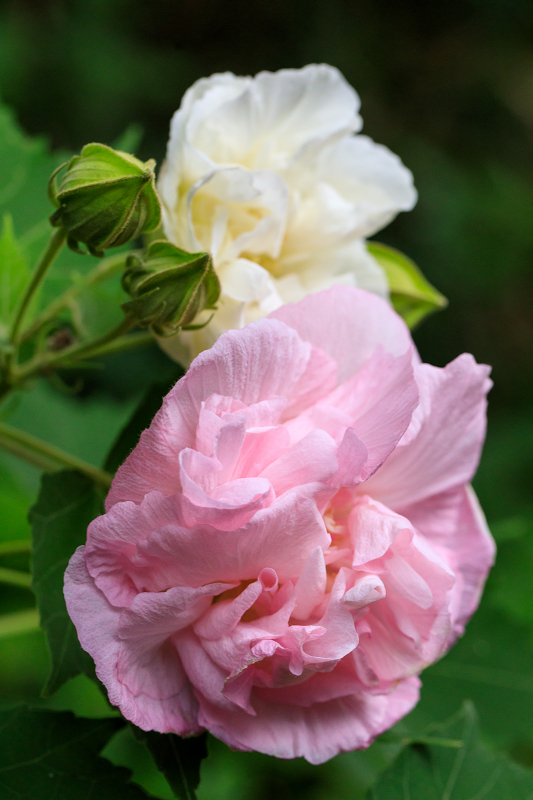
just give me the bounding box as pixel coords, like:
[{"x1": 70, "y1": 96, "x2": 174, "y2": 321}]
[{"x1": 0, "y1": 1, "x2": 532, "y2": 798}]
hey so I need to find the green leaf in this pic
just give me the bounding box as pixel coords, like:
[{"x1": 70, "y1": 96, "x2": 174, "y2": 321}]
[
  {"x1": 0, "y1": 212, "x2": 30, "y2": 340},
  {"x1": 367, "y1": 702, "x2": 533, "y2": 799},
  {"x1": 133, "y1": 728, "x2": 207, "y2": 800},
  {"x1": 112, "y1": 123, "x2": 144, "y2": 156},
  {"x1": 367, "y1": 241, "x2": 447, "y2": 328},
  {"x1": 404, "y1": 605, "x2": 533, "y2": 757},
  {"x1": 104, "y1": 370, "x2": 184, "y2": 473},
  {"x1": 486, "y1": 512, "x2": 533, "y2": 625},
  {"x1": 0, "y1": 101, "x2": 124, "y2": 322},
  {"x1": 69, "y1": 264, "x2": 130, "y2": 339},
  {"x1": 0, "y1": 706, "x2": 154, "y2": 799},
  {"x1": 30, "y1": 470, "x2": 104, "y2": 695},
  {"x1": 0, "y1": 460, "x2": 32, "y2": 542}
]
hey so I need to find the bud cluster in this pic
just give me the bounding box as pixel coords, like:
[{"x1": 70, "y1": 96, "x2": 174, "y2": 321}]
[
  {"x1": 48, "y1": 143, "x2": 161, "y2": 257},
  {"x1": 122, "y1": 240, "x2": 220, "y2": 336}
]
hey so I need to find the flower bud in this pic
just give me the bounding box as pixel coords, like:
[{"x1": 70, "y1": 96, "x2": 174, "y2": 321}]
[
  {"x1": 48, "y1": 143, "x2": 161, "y2": 258},
  {"x1": 121, "y1": 240, "x2": 220, "y2": 337}
]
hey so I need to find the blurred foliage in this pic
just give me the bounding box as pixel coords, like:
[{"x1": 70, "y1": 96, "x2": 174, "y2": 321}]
[{"x1": 0, "y1": 0, "x2": 532, "y2": 797}]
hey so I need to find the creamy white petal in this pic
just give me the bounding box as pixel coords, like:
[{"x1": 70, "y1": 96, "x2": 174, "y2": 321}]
[{"x1": 157, "y1": 65, "x2": 416, "y2": 360}]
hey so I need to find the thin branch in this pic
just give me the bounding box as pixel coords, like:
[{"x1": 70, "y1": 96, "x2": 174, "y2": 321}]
[
  {"x1": 0, "y1": 566, "x2": 32, "y2": 588},
  {"x1": 10, "y1": 227, "x2": 67, "y2": 346},
  {"x1": 0, "y1": 422, "x2": 113, "y2": 488},
  {"x1": 0, "y1": 540, "x2": 31, "y2": 556},
  {"x1": 0, "y1": 608, "x2": 40, "y2": 639}
]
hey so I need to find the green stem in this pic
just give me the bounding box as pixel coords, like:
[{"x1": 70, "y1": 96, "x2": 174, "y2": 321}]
[
  {"x1": 10, "y1": 226, "x2": 67, "y2": 347},
  {"x1": 0, "y1": 422, "x2": 113, "y2": 488},
  {"x1": 402, "y1": 736, "x2": 464, "y2": 749},
  {"x1": 0, "y1": 608, "x2": 40, "y2": 638},
  {"x1": 0, "y1": 540, "x2": 31, "y2": 556},
  {"x1": 20, "y1": 252, "x2": 127, "y2": 342},
  {"x1": 0, "y1": 566, "x2": 32, "y2": 588},
  {"x1": 14, "y1": 315, "x2": 137, "y2": 383},
  {"x1": 84, "y1": 329, "x2": 153, "y2": 358}
]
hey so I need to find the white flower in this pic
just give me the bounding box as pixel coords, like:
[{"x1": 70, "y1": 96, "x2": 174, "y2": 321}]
[{"x1": 158, "y1": 64, "x2": 417, "y2": 362}]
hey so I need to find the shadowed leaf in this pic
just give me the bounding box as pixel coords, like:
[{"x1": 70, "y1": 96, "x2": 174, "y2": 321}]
[
  {"x1": 368, "y1": 241, "x2": 447, "y2": 328},
  {"x1": 0, "y1": 707, "x2": 154, "y2": 799},
  {"x1": 368, "y1": 702, "x2": 533, "y2": 799},
  {"x1": 30, "y1": 470, "x2": 104, "y2": 695},
  {"x1": 133, "y1": 728, "x2": 207, "y2": 800}
]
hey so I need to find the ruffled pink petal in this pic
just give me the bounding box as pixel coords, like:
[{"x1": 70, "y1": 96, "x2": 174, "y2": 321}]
[
  {"x1": 90, "y1": 490, "x2": 330, "y2": 598},
  {"x1": 398, "y1": 485, "x2": 495, "y2": 642},
  {"x1": 64, "y1": 548, "x2": 201, "y2": 735},
  {"x1": 233, "y1": 426, "x2": 290, "y2": 479},
  {"x1": 364, "y1": 355, "x2": 491, "y2": 509},
  {"x1": 107, "y1": 318, "x2": 337, "y2": 509},
  {"x1": 323, "y1": 347, "x2": 419, "y2": 480},
  {"x1": 179, "y1": 447, "x2": 274, "y2": 530},
  {"x1": 260, "y1": 429, "x2": 338, "y2": 494},
  {"x1": 349, "y1": 495, "x2": 411, "y2": 566},
  {"x1": 195, "y1": 676, "x2": 420, "y2": 763},
  {"x1": 302, "y1": 570, "x2": 359, "y2": 664},
  {"x1": 357, "y1": 531, "x2": 455, "y2": 680},
  {"x1": 293, "y1": 547, "x2": 327, "y2": 621},
  {"x1": 270, "y1": 286, "x2": 413, "y2": 384},
  {"x1": 329, "y1": 428, "x2": 368, "y2": 488},
  {"x1": 195, "y1": 395, "x2": 287, "y2": 457}
]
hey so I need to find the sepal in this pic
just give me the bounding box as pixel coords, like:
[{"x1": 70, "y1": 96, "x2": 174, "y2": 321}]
[
  {"x1": 121, "y1": 240, "x2": 220, "y2": 336},
  {"x1": 48, "y1": 143, "x2": 161, "y2": 257}
]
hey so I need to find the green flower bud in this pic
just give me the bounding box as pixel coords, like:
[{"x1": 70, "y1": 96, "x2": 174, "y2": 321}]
[
  {"x1": 48, "y1": 143, "x2": 161, "y2": 258},
  {"x1": 122, "y1": 240, "x2": 221, "y2": 337}
]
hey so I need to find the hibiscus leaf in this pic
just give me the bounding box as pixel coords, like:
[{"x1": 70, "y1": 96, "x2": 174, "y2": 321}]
[
  {"x1": 0, "y1": 706, "x2": 154, "y2": 799},
  {"x1": 30, "y1": 470, "x2": 105, "y2": 696},
  {"x1": 0, "y1": 212, "x2": 31, "y2": 340},
  {"x1": 367, "y1": 241, "x2": 447, "y2": 328},
  {"x1": 104, "y1": 370, "x2": 184, "y2": 474},
  {"x1": 0, "y1": 102, "x2": 88, "y2": 305},
  {"x1": 133, "y1": 728, "x2": 207, "y2": 800},
  {"x1": 0, "y1": 100, "x2": 128, "y2": 332},
  {"x1": 404, "y1": 603, "x2": 533, "y2": 758},
  {"x1": 367, "y1": 701, "x2": 533, "y2": 799}
]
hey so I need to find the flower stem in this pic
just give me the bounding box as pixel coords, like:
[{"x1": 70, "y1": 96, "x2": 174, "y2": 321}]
[
  {"x1": 0, "y1": 567, "x2": 32, "y2": 588},
  {"x1": 0, "y1": 608, "x2": 40, "y2": 639},
  {"x1": 0, "y1": 540, "x2": 31, "y2": 556},
  {"x1": 20, "y1": 252, "x2": 127, "y2": 342},
  {"x1": 14, "y1": 315, "x2": 137, "y2": 383},
  {"x1": 10, "y1": 226, "x2": 67, "y2": 347},
  {"x1": 82, "y1": 329, "x2": 153, "y2": 359},
  {"x1": 0, "y1": 422, "x2": 113, "y2": 488}
]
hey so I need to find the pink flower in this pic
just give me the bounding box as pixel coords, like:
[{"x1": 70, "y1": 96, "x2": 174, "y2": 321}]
[{"x1": 64, "y1": 287, "x2": 494, "y2": 764}]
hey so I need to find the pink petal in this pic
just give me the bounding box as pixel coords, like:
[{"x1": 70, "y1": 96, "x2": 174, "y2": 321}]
[
  {"x1": 364, "y1": 354, "x2": 491, "y2": 509},
  {"x1": 233, "y1": 425, "x2": 291, "y2": 479},
  {"x1": 398, "y1": 485, "x2": 495, "y2": 642},
  {"x1": 324, "y1": 347, "x2": 419, "y2": 480},
  {"x1": 293, "y1": 547, "x2": 327, "y2": 621},
  {"x1": 119, "y1": 489, "x2": 330, "y2": 589},
  {"x1": 342, "y1": 575, "x2": 386, "y2": 609},
  {"x1": 349, "y1": 496, "x2": 411, "y2": 566},
  {"x1": 195, "y1": 676, "x2": 420, "y2": 763},
  {"x1": 270, "y1": 286, "x2": 413, "y2": 384},
  {"x1": 260, "y1": 429, "x2": 338, "y2": 494},
  {"x1": 64, "y1": 548, "x2": 201, "y2": 734},
  {"x1": 179, "y1": 447, "x2": 274, "y2": 530},
  {"x1": 107, "y1": 318, "x2": 337, "y2": 509},
  {"x1": 303, "y1": 570, "x2": 359, "y2": 663},
  {"x1": 328, "y1": 428, "x2": 368, "y2": 488}
]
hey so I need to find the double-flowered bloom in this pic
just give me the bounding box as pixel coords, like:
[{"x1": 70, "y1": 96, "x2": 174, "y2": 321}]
[
  {"x1": 157, "y1": 64, "x2": 417, "y2": 361},
  {"x1": 65, "y1": 287, "x2": 494, "y2": 764}
]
